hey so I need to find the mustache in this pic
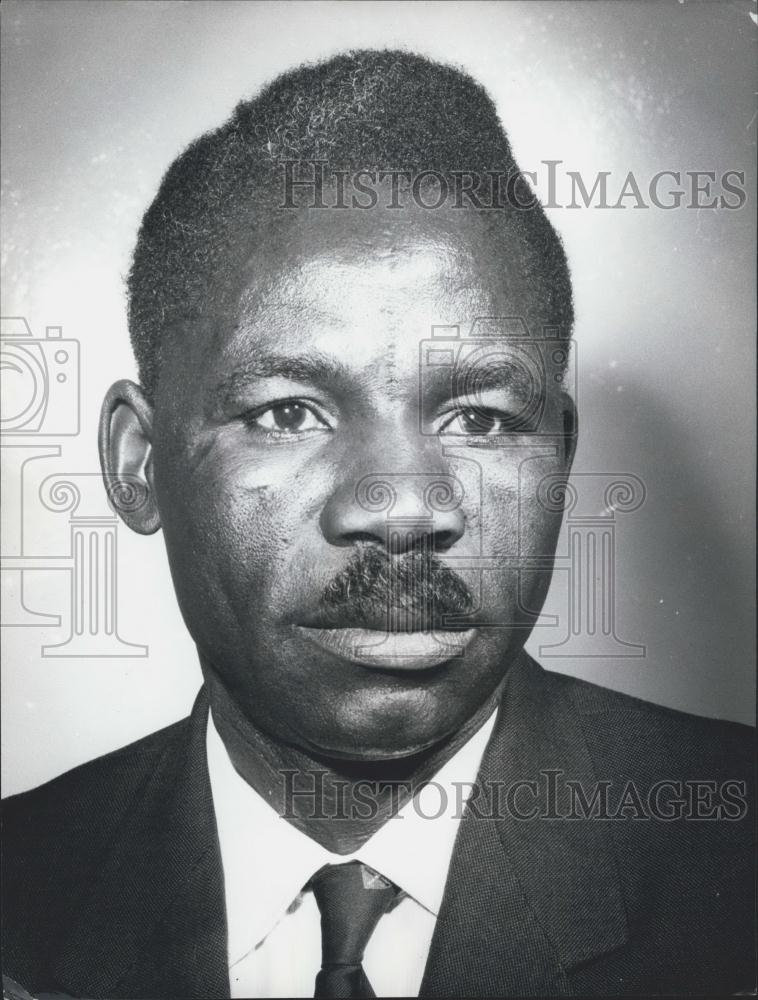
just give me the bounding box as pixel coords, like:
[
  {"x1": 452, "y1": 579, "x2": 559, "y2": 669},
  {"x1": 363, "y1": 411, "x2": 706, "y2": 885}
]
[{"x1": 313, "y1": 545, "x2": 474, "y2": 630}]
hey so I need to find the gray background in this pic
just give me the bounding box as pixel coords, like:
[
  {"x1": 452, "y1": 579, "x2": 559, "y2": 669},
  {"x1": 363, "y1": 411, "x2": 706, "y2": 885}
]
[{"x1": 1, "y1": 0, "x2": 755, "y2": 795}]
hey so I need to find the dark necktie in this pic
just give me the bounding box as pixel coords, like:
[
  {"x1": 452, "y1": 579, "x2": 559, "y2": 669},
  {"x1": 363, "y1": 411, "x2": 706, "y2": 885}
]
[{"x1": 311, "y1": 861, "x2": 400, "y2": 999}]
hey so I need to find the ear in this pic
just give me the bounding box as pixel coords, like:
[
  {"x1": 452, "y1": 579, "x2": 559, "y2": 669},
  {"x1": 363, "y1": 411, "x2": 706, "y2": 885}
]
[
  {"x1": 560, "y1": 392, "x2": 578, "y2": 471},
  {"x1": 99, "y1": 379, "x2": 161, "y2": 534}
]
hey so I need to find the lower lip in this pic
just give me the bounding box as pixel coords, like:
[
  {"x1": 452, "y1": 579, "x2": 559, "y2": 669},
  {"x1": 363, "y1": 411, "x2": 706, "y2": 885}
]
[{"x1": 296, "y1": 626, "x2": 478, "y2": 671}]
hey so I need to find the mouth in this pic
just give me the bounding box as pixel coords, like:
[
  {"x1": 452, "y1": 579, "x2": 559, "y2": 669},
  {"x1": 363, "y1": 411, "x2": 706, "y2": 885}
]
[{"x1": 295, "y1": 626, "x2": 478, "y2": 671}]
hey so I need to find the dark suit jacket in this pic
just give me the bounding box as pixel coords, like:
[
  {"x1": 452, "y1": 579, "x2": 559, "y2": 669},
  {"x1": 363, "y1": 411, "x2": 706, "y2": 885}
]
[{"x1": 2, "y1": 655, "x2": 755, "y2": 998}]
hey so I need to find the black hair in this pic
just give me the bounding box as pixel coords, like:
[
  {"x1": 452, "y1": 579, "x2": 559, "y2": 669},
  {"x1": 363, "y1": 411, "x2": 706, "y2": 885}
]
[{"x1": 127, "y1": 49, "x2": 573, "y2": 398}]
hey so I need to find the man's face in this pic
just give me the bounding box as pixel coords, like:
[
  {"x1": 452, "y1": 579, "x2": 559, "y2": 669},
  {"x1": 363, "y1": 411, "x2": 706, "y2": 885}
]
[{"x1": 148, "y1": 209, "x2": 574, "y2": 760}]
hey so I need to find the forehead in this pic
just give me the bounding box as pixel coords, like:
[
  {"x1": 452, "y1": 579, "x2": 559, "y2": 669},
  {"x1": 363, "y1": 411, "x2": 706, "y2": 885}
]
[
  {"x1": 224, "y1": 210, "x2": 528, "y2": 370},
  {"x1": 157, "y1": 208, "x2": 548, "y2": 411},
  {"x1": 236, "y1": 250, "x2": 483, "y2": 368}
]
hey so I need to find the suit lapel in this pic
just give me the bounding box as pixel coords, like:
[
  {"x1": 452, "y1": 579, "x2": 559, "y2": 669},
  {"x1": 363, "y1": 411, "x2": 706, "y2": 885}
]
[
  {"x1": 421, "y1": 653, "x2": 630, "y2": 997},
  {"x1": 47, "y1": 657, "x2": 628, "y2": 998},
  {"x1": 51, "y1": 690, "x2": 230, "y2": 999}
]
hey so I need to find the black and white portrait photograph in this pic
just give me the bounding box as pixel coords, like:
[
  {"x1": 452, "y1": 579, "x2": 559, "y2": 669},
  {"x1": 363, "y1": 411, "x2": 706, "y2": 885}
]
[{"x1": 1, "y1": 2, "x2": 755, "y2": 997}]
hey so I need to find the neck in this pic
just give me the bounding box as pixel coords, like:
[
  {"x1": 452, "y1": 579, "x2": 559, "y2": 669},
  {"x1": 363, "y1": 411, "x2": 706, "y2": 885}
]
[{"x1": 202, "y1": 662, "x2": 503, "y2": 854}]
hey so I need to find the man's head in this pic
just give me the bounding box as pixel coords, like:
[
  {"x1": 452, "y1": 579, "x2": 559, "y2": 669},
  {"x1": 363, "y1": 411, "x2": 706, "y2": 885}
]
[{"x1": 100, "y1": 49, "x2": 576, "y2": 761}]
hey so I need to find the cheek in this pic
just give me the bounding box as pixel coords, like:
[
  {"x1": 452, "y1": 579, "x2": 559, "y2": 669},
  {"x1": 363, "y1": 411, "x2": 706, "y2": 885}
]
[
  {"x1": 460, "y1": 451, "x2": 565, "y2": 611},
  {"x1": 514, "y1": 455, "x2": 567, "y2": 556},
  {"x1": 155, "y1": 442, "x2": 329, "y2": 626},
  {"x1": 456, "y1": 451, "x2": 563, "y2": 550}
]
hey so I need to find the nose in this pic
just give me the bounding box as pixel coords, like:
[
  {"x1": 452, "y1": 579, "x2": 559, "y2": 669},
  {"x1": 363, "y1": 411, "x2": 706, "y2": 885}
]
[{"x1": 320, "y1": 467, "x2": 466, "y2": 554}]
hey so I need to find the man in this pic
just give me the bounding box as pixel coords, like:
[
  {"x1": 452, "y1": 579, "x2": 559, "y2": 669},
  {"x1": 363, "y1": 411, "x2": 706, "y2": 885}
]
[{"x1": 2, "y1": 50, "x2": 754, "y2": 999}]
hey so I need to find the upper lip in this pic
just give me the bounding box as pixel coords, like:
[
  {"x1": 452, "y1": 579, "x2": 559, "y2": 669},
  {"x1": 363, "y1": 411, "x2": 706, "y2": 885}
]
[{"x1": 298, "y1": 609, "x2": 473, "y2": 632}]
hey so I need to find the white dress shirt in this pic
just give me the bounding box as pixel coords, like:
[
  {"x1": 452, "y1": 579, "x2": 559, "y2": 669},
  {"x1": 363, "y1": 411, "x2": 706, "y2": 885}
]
[{"x1": 206, "y1": 707, "x2": 498, "y2": 998}]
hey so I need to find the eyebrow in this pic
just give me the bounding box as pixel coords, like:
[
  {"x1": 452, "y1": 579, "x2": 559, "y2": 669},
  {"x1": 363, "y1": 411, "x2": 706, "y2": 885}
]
[
  {"x1": 215, "y1": 350, "x2": 354, "y2": 402},
  {"x1": 215, "y1": 346, "x2": 549, "y2": 406},
  {"x1": 430, "y1": 356, "x2": 546, "y2": 401}
]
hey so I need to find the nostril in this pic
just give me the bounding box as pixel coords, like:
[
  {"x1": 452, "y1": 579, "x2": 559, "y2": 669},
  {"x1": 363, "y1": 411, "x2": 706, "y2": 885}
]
[
  {"x1": 385, "y1": 526, "x2": 459, "y2": 555},
  {"x1": 431, "y1": 528, "x2": 458, "y2": 552},
  {"x1": 338, "y1": 530, "x2": 388, "y2": 548},
  {"x1": 320, "y1": 473, "x2": 466, "y2": 551}
]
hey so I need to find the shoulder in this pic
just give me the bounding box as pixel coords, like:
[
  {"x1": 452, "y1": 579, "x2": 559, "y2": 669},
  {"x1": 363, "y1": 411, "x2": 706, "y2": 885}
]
[
  {"x1": 2, "y1": 713, "x2": 193, "y2": 922},
  {"x1": 2, "y1": 690, "x2": 215, "y2": 992},
  {"x1": 1, "y1": 711, "x2": 198, "y2": 988},
  {"x1": 537, "y1": 662, "x2": 755, "y2": 778},
  {"x1": 534, "y1": 663, "x2": 755, "y2": 886},
  {"x1": 3, "y1": 713, "x2": 191, "y2": 833},
  {"x1": 531, "y1": 661, "x2": 754, "y2": 989}
]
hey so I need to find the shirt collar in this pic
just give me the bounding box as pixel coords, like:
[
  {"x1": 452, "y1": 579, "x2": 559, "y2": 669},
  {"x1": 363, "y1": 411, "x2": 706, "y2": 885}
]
[{"x1": 206, "y1": 704, "x2": 498, "y2": 967}]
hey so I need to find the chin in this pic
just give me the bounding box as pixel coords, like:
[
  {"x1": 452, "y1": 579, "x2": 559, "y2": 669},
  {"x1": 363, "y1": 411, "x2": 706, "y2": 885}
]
[
  {"x1": 307, "y1": 734, "x2": 441, "y2": 763},
  {"x1": 300, "y1": 687, "x2": 461, "y2": 762}
]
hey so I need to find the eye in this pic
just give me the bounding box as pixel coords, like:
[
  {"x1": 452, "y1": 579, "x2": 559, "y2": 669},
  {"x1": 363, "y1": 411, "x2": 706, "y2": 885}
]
[
  {"x1": 440, "y1": 408, "x2": 518, "y2": 436},
  {"x1": 243, "y1": 401, "x2": 330, "y2": 436}
]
